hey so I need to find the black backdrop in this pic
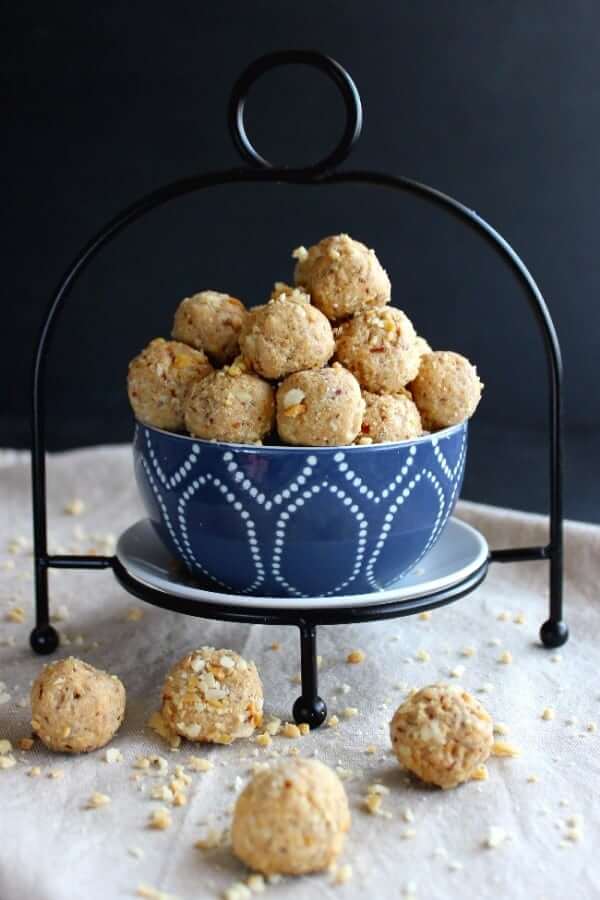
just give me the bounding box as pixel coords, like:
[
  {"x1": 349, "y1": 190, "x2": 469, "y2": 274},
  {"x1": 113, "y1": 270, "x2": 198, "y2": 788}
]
[{"x1": 3, "y1": 1, "x2": 600, "y2": 519}]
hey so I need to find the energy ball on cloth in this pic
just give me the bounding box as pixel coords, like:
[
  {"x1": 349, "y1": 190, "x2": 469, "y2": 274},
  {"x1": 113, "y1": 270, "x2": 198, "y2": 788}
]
[
  {"x1": 127, "y1": 337, "x2": 213, "y2": 431},
  {"x1": 232, "y1": 758, "x2": 351, "y2": 875},
  {"x1": 161, "y1": 647, "x2": 263, "y2": 744},
  {"x1": 390, "y1": 683, "x2": 493, "y2": 789},
  {"x1": 239, "y1": 285, "x2": 334, "y2": 380},
  {"x1": 30, "y1": 657, "x2": 126, "y2": 753},
  {"x1": 276, "y1": 363, "x2": 364, "y2": 447},
  {"x1": 410, "y1": 350, "x2": 483, "y2": 430},
  {"x1": 335, "y1": 306, "x2": 421, "y2": 394},
  {"x1": 171, "y1": 290, "x2": 247, "y2": 365},
  {"x1": 359, "y1": 390, "x2": 422, "y2": 444},
  {"x1": 293, "y1": 233, "x2": 391, "y2": 321},
  {"x1": 184, "y1": 357, "x2": 275, "y2": 444}
]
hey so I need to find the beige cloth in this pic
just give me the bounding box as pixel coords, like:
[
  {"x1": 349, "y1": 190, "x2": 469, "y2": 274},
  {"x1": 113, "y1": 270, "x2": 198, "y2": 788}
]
[{"x1": 0, "y1": 445, "x2": 598, "y2": 900}]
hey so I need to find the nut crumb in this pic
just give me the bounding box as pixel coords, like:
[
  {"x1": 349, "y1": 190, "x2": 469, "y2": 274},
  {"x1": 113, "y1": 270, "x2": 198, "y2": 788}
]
[
  {"x1": 498, "y1": 650, "x2": 513, "y2": 665},
  {"x1": 331, "y1": 864, "x2": 353, "y2": 885},
  {"x1": 270, "y1": 642, "x2": 281, "y2": 651},
  {"x1": 298, "y1": 722, "x2": 310, "y2": 735},
  {"x1": 493, "y1": 722, "x2": 509, "y2": 736},
  {"x1": 471, "y1": 764, "x2": 488, "y2": 781},
  {"x1": 415, "y1": 649, "x2": 430, "y2": 663},
  {"x1": 497, "y1": 611, "x2": 510, "y2": 622},
  {"x1": 255, "y1": 732, "x2": 272, "y2": 748},
  {"x1": 27, "y1": 766, "x2": 42, "y2": 777},
  {"x1": 342, "y1": 707, "x2": 358, "y2": 719},
  {"x1": 542, "y1": 707, "x2": 556, "y2": 721},
  {"x1": 6, "y1": 607, "x2": 25, "y2": 624},
  {"x1": 64, "y1": 498, "x2": 85, "y2": 516},
  {"x1": 327, "y1": 715, "x2": 340, "y2": 729},
  {"x1": 483, "y1": 826, "x2": 508, "y2": 848},
  {"x1": 187, "y1": 755, "x2": 213, "y2": 772},
  {"x1": 17, "y1": 737, "x2": 34, "y2": 751},
  {"x1": 491, "y1": 741, "x2": 521, "y2": 758},
  {"x1": 461, "y1": 646, "x2": 476, "y2": 657},
  {"x1": 450, "y1": 665, "x2": 465, "y2": 678},
  {"x1": 513, "y1": 612, "x2": 526, "y2": 624},
  {"x1": 104, "y1": 748, "x2": 123, "y2": 764},
  {"x1": 48, "y1": 768, "x2": 65, "y2": 779},
  {"x1": 347, "y1": 649, "x2": 366, "y2": 664},
  {"x1": 246, "y1": 873, "x2": 266, "y2": 893},
  {"x1": 148, "y1": 806, "x2": 172, "y2": 830},
  {"x1": 418, "y1": 611, "x2": 432, "y2": 621},
  {"x1": 365, "y1": 744, "x2": 377, "y2": 754},
  {"x1": 136, "y1": 885, "x2": 178, "y2": 900},
  {"x1": 527, "y1": 774, "x2": 540, "y2": 784},
  {"x1": 281, "y1": 722, "x2": 301, "y2": 739},
  {"x1": 128, "y1": 847, "x2": 144, "y2": 859},
  {"x1": 86, "y1": 791, "x2": 110, "y2": 808},
  {"x1": 125, "y1": 608, "x2": 144, "y2": 622}
]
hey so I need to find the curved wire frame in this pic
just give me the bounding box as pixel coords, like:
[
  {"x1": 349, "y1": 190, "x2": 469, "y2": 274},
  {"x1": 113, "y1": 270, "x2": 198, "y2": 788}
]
[{"x1": 30, "y1": 50, "x2": 567, "y2": 663}]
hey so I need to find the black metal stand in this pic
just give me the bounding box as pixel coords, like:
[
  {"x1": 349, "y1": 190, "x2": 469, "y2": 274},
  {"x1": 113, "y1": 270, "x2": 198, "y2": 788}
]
[{"x1": 29, "y1": 50, "x2": 569, "y2": 727}]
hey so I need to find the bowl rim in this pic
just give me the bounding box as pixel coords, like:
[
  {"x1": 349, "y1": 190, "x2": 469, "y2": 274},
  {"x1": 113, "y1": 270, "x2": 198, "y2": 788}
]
[{"x1": 135, "y1": 418, "x2": 467, "y2": 453}]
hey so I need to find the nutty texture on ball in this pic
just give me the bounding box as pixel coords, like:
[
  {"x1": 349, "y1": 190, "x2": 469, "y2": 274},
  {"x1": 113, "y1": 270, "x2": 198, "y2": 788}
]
[
  {"x1": 410, "y1": 350, "x2": 483, "y2": 430},
  {"x1": 239, "y1": 286, "x2": 334, "y2": 380},
  {"x1": 276, "y1": 363, "x2": 364, "y2": 447},
  {"x1": 31, "y1": 657, "x2": 126, "y2": 753},
  {"x1": 360, "y1": 390, "x2": 422, "y2": 444},
  {"x1": 161, "y1": 647, "x2": 263, "y2": 745},
  {"x1": 335, "y1": 306, "x2": 421, "y2": 394},
  {"x1": 293, "y1": 233, "x2": 391, "y2": 321},
  {"x1": 184, "y1": 358, "x2": 275, "y2": 444},
  {"x1": 232, "y1": 758, "x2": 351, "y2": 875},
  {"x1": 172, "y1": 290, "x2": 247, "y2": 365},
  {"x1": 390, "y1": 683, "x2": 493, "y2": 789},
  {"x1": 127, "y1": 337, "x2": 213, "y2": 431}
]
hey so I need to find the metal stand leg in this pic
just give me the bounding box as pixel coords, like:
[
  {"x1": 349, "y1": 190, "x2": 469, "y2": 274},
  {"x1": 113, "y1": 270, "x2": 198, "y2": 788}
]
[
  {"x1": 30, "y1": 559, "x2": 59, "y2": 655},
  {"x1": 292, "y1": 621, "x2": 327, "y2": 729},
  {"x1": 540, "y1": 552, "x2": 569, "y2": 648}
]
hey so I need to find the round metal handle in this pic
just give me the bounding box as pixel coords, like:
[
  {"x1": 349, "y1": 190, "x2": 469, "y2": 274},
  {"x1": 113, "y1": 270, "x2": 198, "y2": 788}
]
[{"x1": 228, "y1": 49, "x2": 363, "y2": 174}]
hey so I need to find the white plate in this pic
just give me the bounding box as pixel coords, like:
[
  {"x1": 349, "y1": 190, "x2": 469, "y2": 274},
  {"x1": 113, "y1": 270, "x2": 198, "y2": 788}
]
[{"x1": 116, "y1": 518, "x2": 489, "y2": 611}]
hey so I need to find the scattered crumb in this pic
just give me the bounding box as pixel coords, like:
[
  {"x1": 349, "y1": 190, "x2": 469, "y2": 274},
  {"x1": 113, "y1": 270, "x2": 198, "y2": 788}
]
[
  {"x1": 195, "y1": 828, "x2": 227, "y2": 850},
  {"x1": 471, "y1": 764, "x2": 489, "y2": 781},
  {"x1": 498, "y1": 650, "x2": 513, "y2": 665},
  {"x1": 513, "y1": 613, "x2": 526, "y2": 625},
  {"x1": 497, "y1": 611, "x2": 510, "y2": 622},
  {"x1": 104, "y1": 748, "x2": 123, "y2": 764},
  {"x1": 488, "y1": 638, "x2": 501, "y2": 647},
  {"x1": 461, "y1": 646, "x2": 476, "y2": 657},
  {"x1": 298, "y1": 722, "x2": 310, "y2": 736},
  {"x1": 0, "y1": 739, "x2": 12, "y2": 755},
  {"x1": 128, "y1": 847, "x2": 144, "y2": 859},
  {"x1": 402, "y1": 807, "x2": 415, "y2": 823},
  {"x1": 365, "y1": 744, "x2": 377, "y2": 755},
  {"x1": 342, "y1": 707, "x2": 358, "y2": 719},
  {"x1": 347, "y1": 650, "x2": 366, "y2": 664},
  {"x1": 491, "y1": 741, "x2": 521, "y2": 758},
  {"x1": 255, "y1": 732, "x2": 272, "y2": 748},
  {"x1": 125, "y1": 608, "x2": 144, "y2": 622},
  {"x1": 281, "y1": 722, "x2": 301, "y2": 739},
  {"x1": 418, "y1": 611, "x2": 431, "y2": 621},
  {"x1": 331, "y1": 864, "x2": 353, "y2": 885},
  {"x1": 6, "y1": 607, "x2": 25, "y2": 624},
  {"x1": 136, "y1": 885, "x2": 177, "y2": 900},
  {"x1": 450, "y1": 665, "x2": 465, "y2": 678},
  {"x1": 527, "y1": 775, "x2": 540, "y2": 784},
  {"x1": 493, "y1": 722, "x2": 509, "y2": 736},
  {"x1": 327, "y1": 715, "x2": 340, "y2": 729},
  {"x1": 448, "y1": 860, "x2": 463, "y2": 872},
  {"x1": 415, "y1": 649, "x2": 430, "y2": 663},
  {"x1": 27, "y1": 766, "x2": 42, "y2": 777},
  {"x1": 0, "y1": 756, "x2": 16, "y2": 769},
  {"x1": 187, "y1": 755, "x2": 213, "y2": 772},
  {"x1": 483, "y1": 826, "x2": 508, "y2": 849},
  {"x1": 478, "y1": 683, "x2": 494, "y2": 694},
  {"x1": 148, "y1": 807, "x2": 172, "y2": 830},
  {"x1": 223, "y1": 883, "x2": 251, "y2": 900},
  {"x1": 270, "y1": 642, "x2": 281, "y2": 651},
  {"x1": 86, "y1": 792, "x2": 110, "y2": 809},
  {"x1": 246, "y1": 873, "x2": 265, "y2": 893},
  {"x1": 48, "y1": 769, "x2": 65, "y2": 779},
  {"x1": 551, "y1": 654, "x2": 562, "y2": 664},
  {"x1": 400, "y1": 828, "x2": 417, "y2": 840},
  {"x1": 63, "y1": 498, "x2": 85, "y2": 516},
  {"x1": 542, "y1": 707, "x2": 556, "y2": 721},
  {"x1": 264, "y1": 718, "x2": 282, "y2": 737},
  {"x1": 17, "y1": 737, "x2": 34, "y2": 752},
  {"x1": 586, "y1": 722, "x2": 597, "y2": 733}
]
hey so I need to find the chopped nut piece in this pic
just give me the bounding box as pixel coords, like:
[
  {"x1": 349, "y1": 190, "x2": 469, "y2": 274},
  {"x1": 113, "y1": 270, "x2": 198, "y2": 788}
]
[
  {"x1": 493, "y1": 722, "x2": 509, "y2": 736},
  {"x1": 48, "y1": 769, "x2": 65, "y2": 779},
  {"x1": 245, "y1": 873, "x2": 266, "y2": 893},
  {"x1": 298, "y1": 722, "x2": 310, "y2": 736},
  {"x1": 542, "y1": 707, "x2": 556, "y2": 721},
  {"x1": 513, "y1": 612, "x2": 526, "y2": 624},
  {"x1": 86, "y1": 791, "x2": 110, "y2": 808},
  {"x1": 478, "y1": 683, "x2": 494, "y2": 694},
  {"x1": 498, "y1": 650, "x2": 513, "y2": 664},
  {"x1": 0, "y1": 739, "x2": 12, "y2": 755},
  {"x1": 400, "y1": 828, "x2": 417, "y2": 839},
  {"x1": 586, "y1": 722, "x2": 597, "y2": 733},
  {"x1": 27, "y1": 766, "x2": 42, "y2": 777},
  {"x1": 270, "y1": 642, "x2": 281, "y2": 651},
  {"x1": 126, "y1": 608, "x2": 144, "y2": 622},
  {"x1": 187, "y1": 755, "x2": 213, "y2": 772},
  {"x1": 527, "y1": 775, "x2": 540, "y2": 784},
  {"x1": 461, "y1": 646, "x2": 476, "y2": 657},
  {"x1": 347, "y1": 649, "x2": 366, "y2": 664},
  {"x1": 223, "y1": 883, "x2": 252, "y2": 900},
  {"x1": 450, "y1": 665, "x2": 465, "y2": 678},
  {"x1": 365, "y1": 744, "x2": 377, "y2": 754},
  {"x1": 6, "y1": 607, "x2": 25, "y2": 624},
  {"x1": 255, "y1": 732, "x2": 272, "y2": 748},
  {"x1": 0, "y1": 756, "x2": 16, "y2": 769},
  {"x1": 483, "y1": 826, "x2": 508, "y2": 848},
  {"x1": 104, "y1": 748, "x2": 123, "y2": 764},
  {"x1": 64, "y1": 498, "x2": 85, "y2": 516},
  {"x1": 332, "y1": 864, "x2": 353, "y2": 885},
  {"x1": 363, "y1": 792, "x2": 383, "y2": 815},
  {"x1": 134, "y1": 756, "x2": 151, "y2": 770},
  {"x1": 342, "y1": 707, "x2": 358, "y2": 719},
  {"x1": 281, "y1": 722, "x2": 301, "y2": 739},
  {"x1": 17, "y1": 737, "x2": 34, "y2": 751},
  {"x1": 491, "y1": 741, "x2": 521, "y2": 758},
  {"x1": 415, "y1": 649, "x2": 430, "y2": 662},
  {"x1": 195, "y1": 827, "x2": 227, "y2": 850},
  {"x1": 471, "y1": 764, "x2": 489, "y2": 781},
  {"x1": 148, "y1": 806, "x2": 172, "y2": 830},
  {"x1": 418, "y1": 611, "x2": 432, "y2": 621},
  {"x1": 551, "y1": 654, "x2": 562, "y2": 664},
  {"x1": 402, "y1": 807, "x2": 415, "y2": 823},
  {"x1": 327, "y1": 715, "x2": 340, "y2": 728},
  {"x1": 150, "y1": 785, "x2": 174, "y2": 803},
  {"x1": 496, "y1": 611, "x2": 510, "y2": 622},
  {"x1": 264, "y1": 718, "x2": 281, "y2": 736}
]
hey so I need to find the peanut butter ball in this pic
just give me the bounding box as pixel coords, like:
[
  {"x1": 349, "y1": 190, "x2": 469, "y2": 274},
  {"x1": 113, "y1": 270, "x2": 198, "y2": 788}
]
[
  {"x1": 410, "y1": 351, "x2": 483, "y2": 430},
  {"x1": 161, "y1": 647, "x2": 263, "y2": 744},
  {"x1": 31, "y1": 657, "x2": 126, "y2": 753},
  {"x1": 276, "y1": 364, "x2": 364, "y2": 447},
  {"x1": 359, "y1": 390, "x2": 422, "y2": 444},
  {"x1": 293, "y1": 233, "x2": 391, "y2": 321},
  {"x1": 172, "y1": 290, "x2": 247, "y2": 365},
  {"x1": 127, "y1": 338, "x2": 213, "y2": 431},
  {"x1": 232, "y1": 758, "x2": 351, "y2": 875},
  {"x1": 184, "y1": 358, "x2": 274, "y2": 444},
  {"x1": 335, "y1": 306, "x2": 421, "y2": 394},
  {"x1": 239, "y1": 286, "x2": 334, "y2": 379},
  {"x1": 390, "y1": 683, "x2": 493, "y2": 789}
]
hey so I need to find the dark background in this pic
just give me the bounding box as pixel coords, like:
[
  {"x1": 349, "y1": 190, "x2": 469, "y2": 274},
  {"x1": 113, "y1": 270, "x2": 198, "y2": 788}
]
[{"x1": 3, "y1": 2, "x2": 599, "y2": 520}]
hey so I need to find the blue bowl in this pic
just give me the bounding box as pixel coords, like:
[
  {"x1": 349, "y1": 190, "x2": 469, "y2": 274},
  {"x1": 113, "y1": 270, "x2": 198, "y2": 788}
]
[{"x1": 133, "y1": 421, "x2": 468, "y2": 598}]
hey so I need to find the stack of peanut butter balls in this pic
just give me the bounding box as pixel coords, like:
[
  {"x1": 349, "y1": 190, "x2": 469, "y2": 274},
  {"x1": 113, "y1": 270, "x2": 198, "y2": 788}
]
[{"x1": 127, "y1": 234, "x2": 483, "y2": 446}]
